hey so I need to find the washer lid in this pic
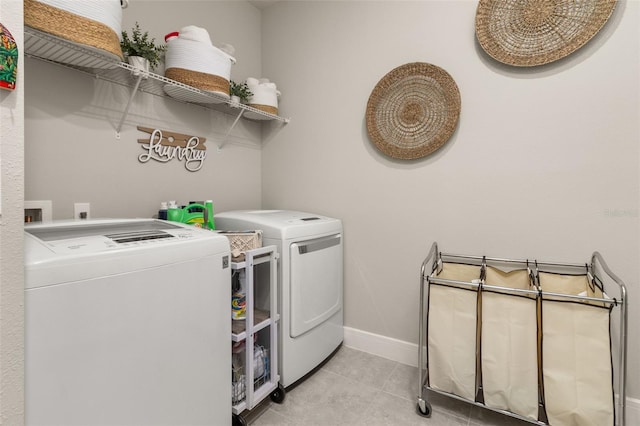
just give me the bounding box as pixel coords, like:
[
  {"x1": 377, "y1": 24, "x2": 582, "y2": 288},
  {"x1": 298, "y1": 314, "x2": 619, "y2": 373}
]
[
  {"x1": 25, "y1": 219, "x2": 217, "y2": 255},
  {"x1": 24, "y1": 219, "x2": 230, "y2": 288}
]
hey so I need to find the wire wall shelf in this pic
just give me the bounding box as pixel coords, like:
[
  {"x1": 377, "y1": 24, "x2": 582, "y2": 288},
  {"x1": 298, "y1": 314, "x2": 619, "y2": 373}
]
[{"x1": 24, "y1": 27, "x2": 290, "y2": 142}]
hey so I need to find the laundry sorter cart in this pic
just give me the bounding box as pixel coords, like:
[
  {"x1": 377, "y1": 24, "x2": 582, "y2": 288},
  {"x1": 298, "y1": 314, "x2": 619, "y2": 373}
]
[{"x1": 416, "y1": 242, "x2": 628, "y2": 426}]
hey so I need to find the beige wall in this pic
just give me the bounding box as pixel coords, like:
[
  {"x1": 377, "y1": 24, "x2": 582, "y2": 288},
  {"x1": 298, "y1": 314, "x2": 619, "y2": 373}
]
[
  {"x1": 6, "y1": 0, "x2": 640, "y2": 420},
  {"x1": 25, "y1": 0, "x2": 266, "y2": 219},
  {"x1": 1, "y1": 1, "x2": 25, "y2": 423},
  {"x1": 260, "y1": 0, "x2": 640, "y2": 399}
]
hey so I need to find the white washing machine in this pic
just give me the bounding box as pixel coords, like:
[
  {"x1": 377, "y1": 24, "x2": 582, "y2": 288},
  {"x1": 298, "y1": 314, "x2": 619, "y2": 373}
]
[
  {"x1": 215, "y1": 210, "x2": 343, "y2": 388},
  {"x1": 24, "y1": 219, "x2": 231, "y2": 426}
]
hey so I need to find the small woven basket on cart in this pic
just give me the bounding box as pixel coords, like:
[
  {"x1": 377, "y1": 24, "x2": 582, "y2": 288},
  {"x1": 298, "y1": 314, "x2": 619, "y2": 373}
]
[{"x1": 219, "y1": 230, "x2": 263, "y2": 261}]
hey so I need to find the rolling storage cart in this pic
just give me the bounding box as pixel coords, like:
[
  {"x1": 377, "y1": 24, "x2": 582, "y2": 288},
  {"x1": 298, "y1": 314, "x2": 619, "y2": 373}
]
[
  {"x1": 231, "y1": 246, "x2": 285, "y2": 426},
  {"x1": 417, "y1": 242, "x2": 628, "y2": 426}
]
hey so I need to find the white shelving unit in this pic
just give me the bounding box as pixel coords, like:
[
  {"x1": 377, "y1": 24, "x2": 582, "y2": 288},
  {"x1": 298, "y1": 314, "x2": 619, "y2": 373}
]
[
  {"x1": 24, "y1": 27, "x2": 290, "y2": 145},
  {"x1": 231, "y1": 246, "x2": 284, "y2": 426}
]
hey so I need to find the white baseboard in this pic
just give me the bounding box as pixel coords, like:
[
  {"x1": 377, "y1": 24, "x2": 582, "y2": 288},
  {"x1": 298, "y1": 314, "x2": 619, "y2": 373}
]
[
  {"x1": 343, "y1": 326, "x2": 640, "y2": 425},
  {"x1": 343, "y1": 326, "x2": 419, "y2": 367}
]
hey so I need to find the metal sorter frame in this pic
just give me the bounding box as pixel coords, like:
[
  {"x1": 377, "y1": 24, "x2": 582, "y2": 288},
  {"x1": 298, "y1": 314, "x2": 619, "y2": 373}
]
[{"x1": 416, "y1": 242, "x2": 628, "y2": 425}]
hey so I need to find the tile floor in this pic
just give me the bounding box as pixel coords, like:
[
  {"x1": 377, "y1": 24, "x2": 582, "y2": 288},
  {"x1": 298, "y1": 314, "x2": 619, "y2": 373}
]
[{"x1": 246, "y1": 345, "x2": 534, "y2": 426}]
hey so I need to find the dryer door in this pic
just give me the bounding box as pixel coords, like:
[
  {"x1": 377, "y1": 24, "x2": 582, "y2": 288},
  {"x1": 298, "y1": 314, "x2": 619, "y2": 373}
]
[{"x1": 289, "y1": 234, "x2": 343, "y2": 338}]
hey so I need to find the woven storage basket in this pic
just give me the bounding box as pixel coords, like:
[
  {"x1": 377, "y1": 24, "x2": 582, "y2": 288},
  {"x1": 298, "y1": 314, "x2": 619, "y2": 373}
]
[
  {"x1": 164, "y1": 68, "x2": 230, "y2": 94},
  {"x1": 366, "y1": 62, "x2": 461, "y2": 160},
  {"x1": 475, "y1": 0, "x2": 617, "y2": 67},
  {"x1": 248, "y1": 104, "x2": 278, "y2": 115},
  {"x1": 219, "y1": 230, "x2": 263, "y2": 261},
  {"x1": 164, "y1": 27, "x2": 235, "y2": 96},
  {"x1": 246, "y1": 78, "x2": 280, "y2": 116},
  {"x1": 24, "y1": 0, "x2": 124, "y2": 62}
]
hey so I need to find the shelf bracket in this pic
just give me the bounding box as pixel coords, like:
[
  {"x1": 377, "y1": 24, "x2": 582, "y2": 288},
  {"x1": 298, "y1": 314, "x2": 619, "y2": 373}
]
[
  {"x1": 217, "y1": 108, "x2": 245, "y2": 151},
  {"x1": 115, "y1": 73, "x2": 144, "y2": 139}
]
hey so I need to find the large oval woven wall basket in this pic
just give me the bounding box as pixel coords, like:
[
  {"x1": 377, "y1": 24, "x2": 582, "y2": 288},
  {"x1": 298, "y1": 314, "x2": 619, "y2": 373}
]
[
  {"x1": 366, "y1": 62, "x2": 461, "y2": 160},
  {"x1": 475, "y1": 0, "x2": 617, "y2": 67}
]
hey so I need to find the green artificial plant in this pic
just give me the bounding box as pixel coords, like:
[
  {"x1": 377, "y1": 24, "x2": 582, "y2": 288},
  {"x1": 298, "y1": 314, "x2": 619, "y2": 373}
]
[
  {"x1": 120, "y1": 22, "x2": 166, "y2": 69},
  {"x1": 229, "y1": 80, "x2": 253, "y2": 102}
]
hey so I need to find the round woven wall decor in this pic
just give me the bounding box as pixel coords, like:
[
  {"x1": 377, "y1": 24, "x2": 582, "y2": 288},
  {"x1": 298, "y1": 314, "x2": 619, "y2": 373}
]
[
  {"x1": 475, "y1": 0, "x2": 617, "y2": 67},
  {"x1": 366, "y1": 62, "x2": 461, "y2": 160}
]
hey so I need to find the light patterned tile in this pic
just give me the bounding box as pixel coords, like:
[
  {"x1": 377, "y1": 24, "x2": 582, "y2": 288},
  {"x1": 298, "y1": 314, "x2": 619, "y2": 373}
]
[
  {"x1": 268, "y1": 368, "x2": 380, "y2": 425},
  {"x1": 469, "y1": 404, "x2": 535, "y2": 426},
  {"x1": 321, "y1": 345, "x2": 398, "y2": 390},
  {"x1": 420, "y1": 389, "x2": 474, "y2": 421},
  {"x1": 250, "y1": 407, "x2": 296, "y2": 426},
  {"x1": 247, "y1": 347, "x2": 526, "y2": 426},
  {"x1": 382, "y1": 362, "x2": 420, "y2": 401},
  {"x1": 360, "y1": 391, "x2": 469, "y2": 426}
]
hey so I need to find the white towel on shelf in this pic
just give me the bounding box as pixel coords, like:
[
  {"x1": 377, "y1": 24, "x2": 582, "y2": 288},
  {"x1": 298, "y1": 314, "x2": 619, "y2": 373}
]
[
  {"x1": 165, "y1": 25, "x2": 236, "y2": 78},
  {"x1": 178, "y1": 25, "x2": 213, "y2": 45},
  {"x1": 246, "y1": 77, "x2": 280, "y2": 107}
]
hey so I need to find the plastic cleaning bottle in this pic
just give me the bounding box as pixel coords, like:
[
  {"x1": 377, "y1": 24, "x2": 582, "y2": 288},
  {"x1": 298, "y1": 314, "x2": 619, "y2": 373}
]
[
  {"x1": 167, "y1": 201, "x2": 181, "y2": 222},
  {"x1": 205, "y1": 200, "x2": 215, "y2": 230},
  {"x1": 231, "y1": 270, "x2": 246, "y2": 320},
  {"x1": 158, "y1": 201, "x2": 168, "y2": 220}
]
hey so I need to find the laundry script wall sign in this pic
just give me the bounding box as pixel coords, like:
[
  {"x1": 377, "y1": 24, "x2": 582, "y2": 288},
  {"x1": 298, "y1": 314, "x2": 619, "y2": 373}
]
[{"x1": 137, "y1": 126, "x2": 207, "y2": 172}]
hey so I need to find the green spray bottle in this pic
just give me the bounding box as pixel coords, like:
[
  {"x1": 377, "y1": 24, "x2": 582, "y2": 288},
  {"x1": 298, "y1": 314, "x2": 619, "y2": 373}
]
[{"x1": 205, "y1": 200, "x2": 216, "y2": 230}]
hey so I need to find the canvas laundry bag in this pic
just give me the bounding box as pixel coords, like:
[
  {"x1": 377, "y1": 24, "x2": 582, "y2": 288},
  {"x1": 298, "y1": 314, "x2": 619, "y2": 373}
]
[
  {"x1": 539, "y1": 272, "x2": 614, "y2": 426},
  {"x1": 481, "y1": 266, "x2": 539, "y2": 421},
  {"x1": 427, "y1": 262, "x2": 480, "y2": 401}
]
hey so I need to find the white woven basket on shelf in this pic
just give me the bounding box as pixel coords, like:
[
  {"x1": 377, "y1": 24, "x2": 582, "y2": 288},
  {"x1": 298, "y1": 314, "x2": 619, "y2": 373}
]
[{"x1": 164, "y1": 26, "x2": 236, "y2": 95}]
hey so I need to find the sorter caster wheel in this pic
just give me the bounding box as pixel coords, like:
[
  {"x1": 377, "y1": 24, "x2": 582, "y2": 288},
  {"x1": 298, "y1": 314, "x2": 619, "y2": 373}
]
[
  {"x1": 270, "y1": 383, "x2": 286, "y2": 404},
  {"x1": 232, "y1": 413, "x2": 247, "y2": 426},
  {"x1": 416, "y1": 399, "x2": 432, "y2": 418}
]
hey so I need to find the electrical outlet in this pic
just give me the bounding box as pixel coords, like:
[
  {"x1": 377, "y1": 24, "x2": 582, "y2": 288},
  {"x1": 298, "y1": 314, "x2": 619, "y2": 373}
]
[{"x1": 74, "y1": 202, "x2": 91, "y2": 220}]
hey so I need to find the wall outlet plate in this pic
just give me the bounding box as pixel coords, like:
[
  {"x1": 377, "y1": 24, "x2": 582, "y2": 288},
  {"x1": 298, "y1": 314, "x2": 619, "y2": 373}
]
[
  {"x1": 74, "y1": 202, "x2": 90, "y2": 220},
  {"x1": 25, "y1": 200, "x2": 53, "y2": 223}
]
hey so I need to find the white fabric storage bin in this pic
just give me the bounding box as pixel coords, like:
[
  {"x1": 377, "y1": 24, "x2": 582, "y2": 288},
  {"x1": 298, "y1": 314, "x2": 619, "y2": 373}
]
[
  {"x1": 427, "y1": 263, "x2": 480, "y2": 401},
  {"x1": 164, "y1": 26, "x2": 236, "y2": 95},
  {"x1": 539, "y1": 272, "x2": 614, "y2": 426},
  {"x1": 481, "y1": 266, "x2": 539, "y2": 421},
  {"x1": 246, "y1": 78, "x2": 280, "y2": 115}
]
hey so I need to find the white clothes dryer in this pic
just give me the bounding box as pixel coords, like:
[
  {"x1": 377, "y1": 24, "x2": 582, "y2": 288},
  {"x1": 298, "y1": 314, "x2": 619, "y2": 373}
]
[{"x1": 216, "y1": 210, "x2": 343, "y2": 388}]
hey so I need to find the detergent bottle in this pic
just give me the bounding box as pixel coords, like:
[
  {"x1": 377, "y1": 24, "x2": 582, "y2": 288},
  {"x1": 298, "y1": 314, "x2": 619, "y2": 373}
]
[
  {"x1": 205, "y1": 200, "x2": 216, "y2": 230},
  {"x1": 166, "y1": 200, "x2": 216, "y2": 230}
]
